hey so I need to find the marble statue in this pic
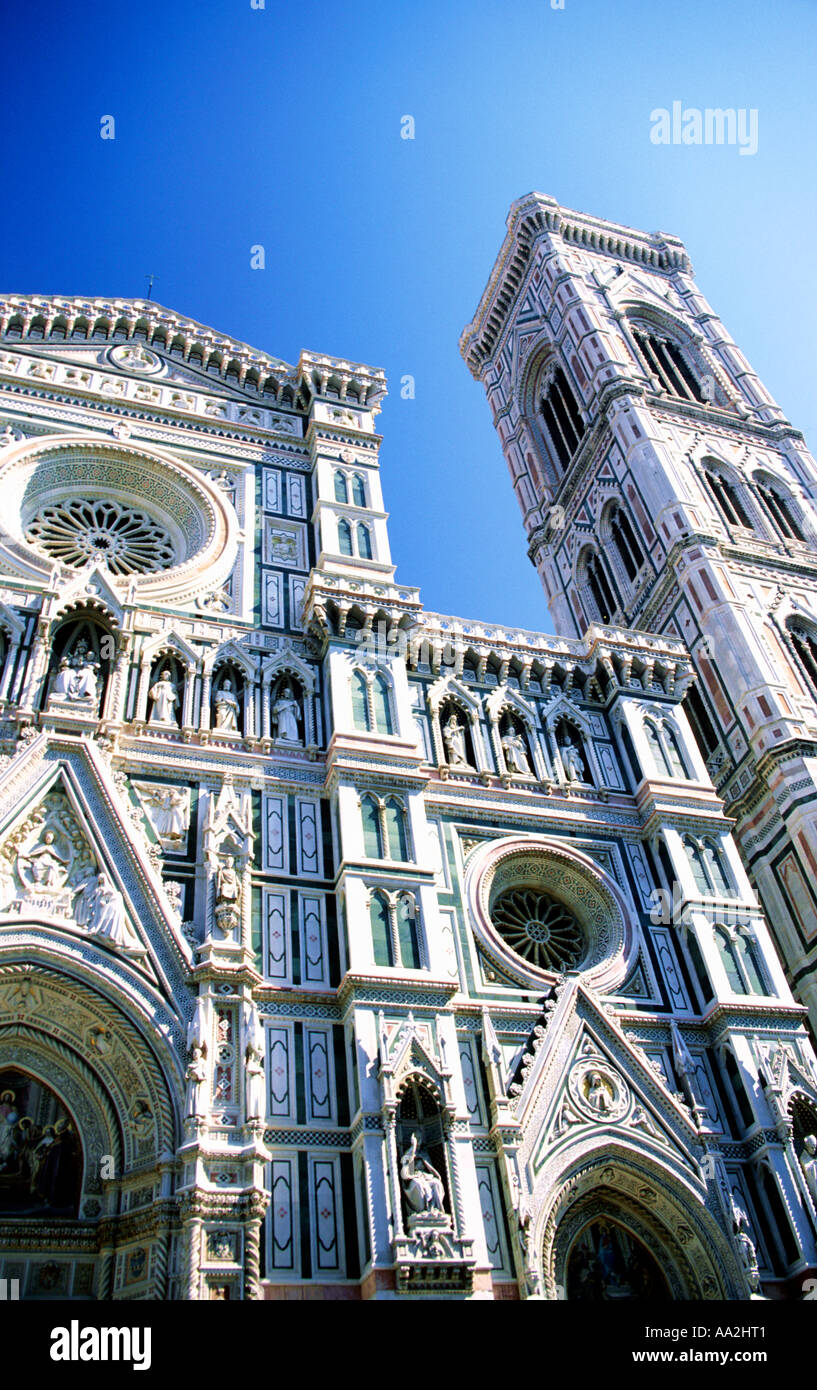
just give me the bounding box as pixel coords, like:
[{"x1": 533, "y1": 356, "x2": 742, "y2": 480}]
[
  {"x1": 20, "y1": 830, "x2": 70, "y2": 890},
  {"x1": 800, "y1": 1134, "x2": 817, "y2": 1206},
  {"x1": 148, "y1": 669, "x2": 178, "y2": 725},
  {"x1": 216, "y1": 855, "x2": 240, "y2": 906},
  {"x1": 273, "y1": 683, "x2": 300, "y2": 743},
  {"x1": 560, "y1": 734, "x2": 585, "y2": 782},
  {"x1": 76, "y1": 872, "x2": 139, "y2": 951},
  {"x1": 502, "y1": 725, "x2": 531, "y2": 775},
  {"x1": 185, "y1": 1044, "x2": 207, "y2": 1119},
  {"x1": 400, "y1": 1133, "x2": 446, "y2": 1215},
  {"x1": 442, "y1": 713, "x2": 468, "y2": 767},
  {"x1": 214, "y1": 679, "x2": 240, "y2": 732},
  {"x1": 245, "y1": 1042, "x2": 265, "y2": 1120},
  {"x1": 731, "y1": 1198, "x2": 761, "y2": 1294}
]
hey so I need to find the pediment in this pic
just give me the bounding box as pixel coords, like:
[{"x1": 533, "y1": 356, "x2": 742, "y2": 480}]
[
  {"x1": 509, "y1": 981, "x2": 701, "y2": 1180},
  {"x1": 0, "y1": 737, "x2": 192, "y2": 1002}
]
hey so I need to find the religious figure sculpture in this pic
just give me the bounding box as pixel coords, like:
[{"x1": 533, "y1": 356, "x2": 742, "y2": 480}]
[
  {"x1": 731, "y1": 1198, "x2": 761, "y2": 1295},
  {"x1": 19, "y1": 830, "x2": 70, "y2": 890},
  {"x1": 400, "y1": 1132, "x2": 446, "y2": 1216},
  {"x1": 245, "y1": 1041, "x2": 265, "y2": 1121},
  {"x1": 148, "y1": 669, "x2": 178, "y2": 725},
  {"x1": 800, "y1": 1133, "x2": 817, "y2": 1207},
  {"x1": 214, "y1": 679, "x2": 240, "y2": 732},
  {"x1": 155, "y1": 787, "x2": 188, "y2": 843},
  {"x1": 75, "y1": 872, "x2": 140, "y2": 952},
  {"x1": 442, "y1": 712, "x2": 469, "y2": 767},
  {"x1": 185, "y1": 1044, "x2": 207, "y2": 1119},
  {"x1": 560, "y1": 733, "x2": 585, "y2": 782},
  {"x1": 502, "y1": 724, "x2": 531, "y2": 775},
  {"x1": 585, "y1": 1070, "x2": 612, "y2": 1115},
  {"x1": 272, "y1": 683, "x2": 301, "y2": 743},
  {"x1": 51, "y1": 643, "x2": 100, "y2": 704},
  {"x1": 217, "y1": 855, "x2": 240, "y2": 906}
]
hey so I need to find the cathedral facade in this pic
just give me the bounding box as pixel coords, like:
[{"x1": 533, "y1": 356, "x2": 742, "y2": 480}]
[{"x1": 1, "y1": 198, "x2": 817, "y2": 1301}]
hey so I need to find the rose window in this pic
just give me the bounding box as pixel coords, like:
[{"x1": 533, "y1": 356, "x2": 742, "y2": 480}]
[
  {"x1": 25, "y1": 499, "x2": 176, "y2": 575},
  {"x1": 490, "y1": 887, "x2": 585, "y2": 971}
]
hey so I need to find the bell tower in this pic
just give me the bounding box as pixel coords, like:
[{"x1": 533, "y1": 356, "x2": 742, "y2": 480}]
[{"x1": 461, "y1": 192, "x2": 817, "y2": 1032}]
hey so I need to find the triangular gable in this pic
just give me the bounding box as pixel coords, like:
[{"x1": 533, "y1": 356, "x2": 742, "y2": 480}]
[
  {"x1": 0, "y1": 735, "x2": 192, "y2": 1003},
  {"x1": 510, "y1": 980, "x2": 702, "y2": 1181}
]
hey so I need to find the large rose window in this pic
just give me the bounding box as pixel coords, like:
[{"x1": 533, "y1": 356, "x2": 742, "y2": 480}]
[
  {"x1": 491, "y1": 887, "x2": 585, "y2": 971},
  {"x1": 0, "y1": 435, "x2": 238, "y2": 604},
  {"x1": 25, "y1": 499, "x2": 176, "y2": 575},
  {"x1": 466, "y1": 836, "x2": 635, "y2": 993}
]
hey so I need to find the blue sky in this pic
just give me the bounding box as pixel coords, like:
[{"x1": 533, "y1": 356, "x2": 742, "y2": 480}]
[{"x1": 3, "y1": 0, "x2": 816, "y2": 633}]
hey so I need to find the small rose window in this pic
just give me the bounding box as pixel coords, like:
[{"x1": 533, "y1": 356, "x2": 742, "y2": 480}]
[{"x1": 491, "y1": 886, "x2": 585, "y2": 971}]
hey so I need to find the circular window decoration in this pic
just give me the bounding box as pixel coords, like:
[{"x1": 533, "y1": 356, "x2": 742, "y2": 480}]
[
  {"x1": 491, "y1": 887, "x2": 584, "y2": 971},
  {"x1": 465, "y1": 836, "x2": 635, "y2": 992},
  {"x1": 25, "y1": 499, "x2": 176, "y2": 575}
]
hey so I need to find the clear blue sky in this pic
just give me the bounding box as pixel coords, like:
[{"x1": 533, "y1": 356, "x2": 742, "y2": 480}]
[{"x1": 2, "y1": 0, "x2": 816, "y2": 634}]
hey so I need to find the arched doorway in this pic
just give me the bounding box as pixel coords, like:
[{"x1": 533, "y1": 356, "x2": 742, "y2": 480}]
[
  {"x1": 0, "y1": 1068, "x2": 83, "y2": 1217},
  {"x1": 565, "y1": 1216, "x2": 670, "y2": 1301}
]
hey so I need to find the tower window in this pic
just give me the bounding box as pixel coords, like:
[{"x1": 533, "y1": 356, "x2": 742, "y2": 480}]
[
  {"x1": 540, "y1": 365, "x2": 586, "y2": 472},
  {"x1": 608, "y1": 503, "x2": 644, "y2": 582},
  {"x1": 787, "y1": 622, "x2": 817, "y2": 700},
  {"x1": 369, "y1": 890, "x2": 423, "y2": 970},
  {"x1": 756, "y1": 482, "x2": 807, "y2": 543},
  {"x1": 350, "y1": 669, "x2": 395, "y2": 735},
  {"x1": 334, "y1": 471, "x2": 349, "y2": 503},
  {"x1": 351, "y1": 475, "x2": 367, "y2": 507},
  {"x1": 683, "y1": 684, "x2": 719, "y2": 760},
  {"x1": 580, "y1": 548, "x2": 618, "y2": 623},
  {"x1": 704, "y1": 469, "x2": 754, "y2": 530},
  {"x1": 633, "y1": 330, "x2": 704, "y2": 403},
  {"x1": 644, "y1": 718, "x2": 689, "y2": 779}
]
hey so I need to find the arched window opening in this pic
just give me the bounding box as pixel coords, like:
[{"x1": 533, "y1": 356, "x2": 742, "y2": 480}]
[
  {"x1": 372, "y1": 674, "x2": 394, "y2": 735},
  {"x1": 351, "y1": 475, "x2": 367, "y2": 507},
  {"x1": 610, "y1": 504, "x2": 644, "y2": 582},
  {"x1": 716, "y1": 926, "x2": 746, "y2": 994},
  {"x1": 396, "y1": 893, "x2": 422, "y2": 970},
  {"x1": 361, "y1": 795, "x2": 384, "y2": 858},
  {"x1": 633, "y1": 329, "x2": 704, "y2": 403},
  {"x1": 788, "y1": 623, "x2": 817, "y2": 701},
  {"x1": 684, "y1": 836, "x2": 712, "y2": 895},
  {"x1": 385, "y1": 798, "x2": 410, "y2": 860},
  {"x1": 351, "y1": 671, "x2": 372, "y2": 731},
  {"x1": 338, "y1": 518, "x2": 354, "y2": 556},
  {"x1": 724, "y1": 1049, "x2": 755, "y2": 1132},
  {"x1": 685, "y1": 930, "x2": 713, "y2": 1007},
  {"x1": 46, "y1": 615, "x2": 114, "y2": 717},
  {"x1": 702, "y1": 838, "x2": 732, "y2": 896},
  {"x1": 756, "y1": 481, "x2": 807, "y2": 543},
  {"x1": 357, "y1": 523, "x2": 373, "y2": 560},
  {"x1": 704, "y1": 469, "x2": 754, "y2": 530},
  {"x1": 540, "y1": 364, "x2": 586, "y2": 472},
  {"x1": 334, "y1": 471, "x2": 348, "y2": 503},
  {"x1": 581, "y1": 549, "x2": 618, "y2": 624},
  {"x1": 683, "y1": 684, "x2": 719, "y2": 760},
  {"x1": 645, "y1": 718, "x2": 688, "y2": 779},
  {"x1": 370, "y1": 893, "x2": 393, "y2": 966}
]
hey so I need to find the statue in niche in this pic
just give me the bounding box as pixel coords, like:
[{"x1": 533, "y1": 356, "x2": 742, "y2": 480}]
[
  {"x1": 148, "y1": 668, "x2": 178, "y2": 725},
  {"x1": 501, "y1": 722, "x2": 531, "y2": 775},
  {"x1": 560, "y1": 732, "x2": 586, "y2": 782},
  {"x1": 51, "y1": 639, "x2": 101, "y2": 704},
  {"x1": 731, "y1": 1198, "x2": 761, "y2": 1295},
  {"x1": 213, "y1": 679, "x2": 240, "y2": 733},
  {"x1": 185, "y1": 1044, "x2": 207, "y2": 1119},
  {"x1": 245, "y1": 1041, "x2": 265, "y2": 1121},
  {"x1": 442, "y1": 712, "x2": 469, "y2": 768},
  {"x1": 800, "y1": 1134, "x2": 817, "y2": 1206},
  {"x1": 272, "y1": 683, "x2": 301, "y2": 743},
  {"x1": 400, "y1": 1133, "x2": 446, "y2": 1216},
  {"x1": 213, "y1": 854, "x2": 242, "y2": 936},
  {"x1": 18, "y1": 830, "x2": 70, "y2": 891}
]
